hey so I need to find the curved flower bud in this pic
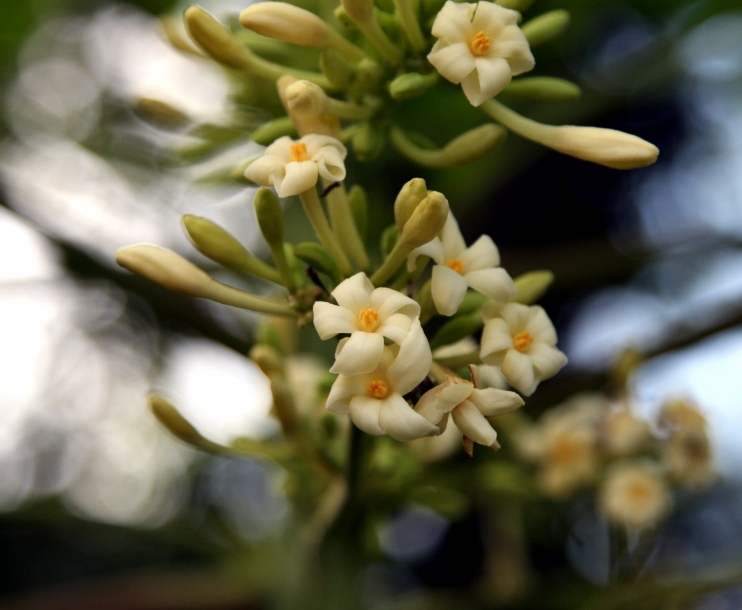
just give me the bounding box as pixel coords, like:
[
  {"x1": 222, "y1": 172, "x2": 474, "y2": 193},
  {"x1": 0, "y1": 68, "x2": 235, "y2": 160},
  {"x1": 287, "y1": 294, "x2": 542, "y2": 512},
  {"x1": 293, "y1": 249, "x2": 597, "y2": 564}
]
[
  {"x1": 427, "y1": 1, "x2": 535, "y2": 107},
  {"x1": 480, "y1": 302, "x2": 567, "y2": 395},
  {"x1": 245, "y1": 134, "x2": 347, "y2": 197},
  {"x1": 313, "y1": 272, "x2": 423, "y2": 375}
]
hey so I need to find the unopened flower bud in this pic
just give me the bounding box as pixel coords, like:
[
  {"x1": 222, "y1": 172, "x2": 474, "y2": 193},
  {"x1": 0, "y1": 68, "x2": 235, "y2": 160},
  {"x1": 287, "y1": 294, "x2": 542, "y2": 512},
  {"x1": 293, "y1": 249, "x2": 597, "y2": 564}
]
[
  {"x1": 251, "y1": 116, "x2": 298, "y2": 146},
  {"x1": 293, "y1": 241, "x2": 340, "y2": 282},
  {"x1": 431, "y1": 313, "x2": 483, "y2": 350},
  {"x1": 388, "y1": 72, "x2": 439, "y2": 101},
  {"x1": 285, "y1": 80, "x2": 328, "y2": 116},
  {"x1": 249, "y1": 344, "x2": 285, "y2": 377},
  {"x1": 347, "y1": 184, "x2": 368, "y2": 238},
  {"x1": 505, "y1": 77, "x2": 581, "y2": 103},
  {"x1": 549, "y1": 126, "x2": 659, "y2": 169},
  {"x1": 185, "y1": 6, "x2": 253, "y2": 70},
  {"x1": 341, "y1": 0, "x2": 373, "y2": 24},
  {"x1": 391, "y1": 125, "x2": 507, "y2": 168},
  {"x1": 149, "y1": 393, "x2": 207, "y2": 447},
  {"x1": 496, "y1": 0, "x2": 535, "y2": 11},
  {"x1": 320, "y1": 50, "x2": 356, "y2": 87},
  {"x1": 514, "y1": 270, "x2": 554, "y2": 304},
  {"x1": 134, "y1": 98, "x2": 190, "y2": 126},
  {"x1": 254, "y1": 187, "x2": 285, "y2": 247},
  {"x1": 352, "y1": 121, "x2": 386, "y2": 162},
  {"x1": 394, "y1": 178, "x2": 428, "y2": 231},
  {"x1": 402, "y1": 191, "x2": 449, "y2": 248},
  {"x1": 521, "y1": 10, "x2": 570, "y2": 48}
]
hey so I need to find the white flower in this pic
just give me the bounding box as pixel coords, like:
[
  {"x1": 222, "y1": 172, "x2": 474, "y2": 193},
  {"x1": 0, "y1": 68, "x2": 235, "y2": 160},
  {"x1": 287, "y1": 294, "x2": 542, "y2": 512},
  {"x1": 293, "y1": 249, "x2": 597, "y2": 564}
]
[
  {"x1": 427, "y1": 1, "x2": 535, "y2": 107},
  {"x1": 480, "y1": 302, "x2": 567, "y2": 396},
  {"x1": 326, "y1": 321, "x2": 438, "y2": 441},
  {"x1": 408, "y1": 214, "x2": 516, "y2": 316},
  {"x1": 598, "y1": 462, "x2": 671, "y2": 530},
  {"x1": 245, "y1": 134, "x2": 346, "y2": 197},
  {"x1": 415, "y1": 365, "x2": 523, "y2": 450},
  {"x1": 313, "y1": 272, "x2": 425, "y2": 376},
  {"x1": 603, "y1": 406, "x2": 652, "y2": 457}
]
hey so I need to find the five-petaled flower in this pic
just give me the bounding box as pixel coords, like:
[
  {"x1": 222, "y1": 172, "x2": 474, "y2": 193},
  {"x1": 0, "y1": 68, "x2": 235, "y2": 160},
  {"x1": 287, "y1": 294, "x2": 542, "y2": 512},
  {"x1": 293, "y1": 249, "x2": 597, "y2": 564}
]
[
  {"x1": 313, "y1": 272, "x2": 425, "y2": 376},
  {"x1": 326, "y1": 322, "x2": 438, "y2": 441},
  {"x1": 427, "y1": 1, "x2": 535, "y2": 107},
  {"x1": 480, "y1": 302, "x2": 567, "y2": 396},
  {"x1": 408, "y1": 213, "x2": 516, "y2": 316},
  {"x1": 245, "y1": 134, "x2": 347, "y2": 197}
]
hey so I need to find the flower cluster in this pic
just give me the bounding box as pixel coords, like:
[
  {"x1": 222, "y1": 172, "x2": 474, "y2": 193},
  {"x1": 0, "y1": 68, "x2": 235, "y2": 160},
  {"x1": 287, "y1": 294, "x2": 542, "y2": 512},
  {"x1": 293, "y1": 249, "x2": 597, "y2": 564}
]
[{"x1": 516, "y1": 395, "x2": 715, "y2": 529}]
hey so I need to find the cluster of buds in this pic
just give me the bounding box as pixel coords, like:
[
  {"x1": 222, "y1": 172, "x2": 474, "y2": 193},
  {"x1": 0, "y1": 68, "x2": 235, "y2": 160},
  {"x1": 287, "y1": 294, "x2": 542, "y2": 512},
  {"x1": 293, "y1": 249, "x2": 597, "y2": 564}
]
[
  {"x1": 516, "y1": 395, "x2": 715, "y2": 530},
  {"x1": 144, "y1": 0, "x2": 660, "y2": 173}
]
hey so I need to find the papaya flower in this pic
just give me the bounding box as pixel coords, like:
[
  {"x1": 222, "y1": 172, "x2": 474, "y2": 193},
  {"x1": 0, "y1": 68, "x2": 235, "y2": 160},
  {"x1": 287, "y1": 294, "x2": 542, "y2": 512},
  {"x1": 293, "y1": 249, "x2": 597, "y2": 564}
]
[
  {"x1": 427, "y1": 1, "x2": 535, "y2": 107},
  {"x1": 325, "y1": 321, "x2": 438, "y2": 441},
  {"x1": 245, "y1": 134, "x2": 346, "y2": 197},
  {"x1": 313, "y1": 272, "x2": 424, "y2": 376},
  {"x1": 598, "y1": 462, "x2": 671, "y2": 530},
  {"x1": 408, "y1": 214, "x2": 517, "y2": 316}
]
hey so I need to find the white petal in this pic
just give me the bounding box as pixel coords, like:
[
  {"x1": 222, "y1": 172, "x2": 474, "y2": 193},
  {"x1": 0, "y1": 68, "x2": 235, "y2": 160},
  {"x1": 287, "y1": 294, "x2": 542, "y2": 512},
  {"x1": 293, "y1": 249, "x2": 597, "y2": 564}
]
[
  {"x1": 432, "y1": 264, "x2": 468, "y2": 316},
  {"x1": 451, "y1": 400, "x2": 498, "y2": 446},
  {"x1": 331, "y1": 272, "x2": 373, "y2": 313},
  {"x1": 436, "y1": 381, "x2": 474, "y2": 412},
  {"x1": 431, "y1": 1, "x2": 475, "y2": 41},
  {"x1": 408, "y1": 238, "x2": 444, "y2": 271},
  {"x1": 459, "y1": 234, "x2": 499, "y2": 270},
  {"x1": 440, "y1": 214, "x2": 467, "y2": 260},
  {"x1": 331, "y1": 330, "x2": 385, "y2": 375},
  {"x1": 326, "y1": 374, "x2": 366, "y2": 413},
  {"x1": 469, "y1": 387, "x2": 523, "y2": 416},
  {"x1": 492, "y1": 27, "x2": 535, "y2": 74},
  {"x1": 524, "y1": 306, "x2": 557, "y2": 344},
  {"x1": 371, "y1": 287, "x2": 420, "y2": 320},
  {"x1": 471, "y1": 2, "x2": 519, "y2": 32},
  {"x1": 480, "y1": 317, "x2": 513, "y2": 363},
  {"x1": 349, "y1": 395, "x2": 384, "y2": 435},
  {"x1": 312, "y1": 301, "x2": 357, "y2": 339},
  {"x1": 501, "y1": 349, "x2": 537, "y2": 396},
  {"x1": 428, "y1": 41, "x2": 476, "y2": 85},
  {"x1": 377, "y1": 313, "x2": 413, "y2": 344},
  {"x1": 244, "y1": 154, "x2": 284, "y2": 187},
  {"x1": 465, "y1": 56, "x2": 512, "y2": 106},
  {"x1": 527, "y1": 343, "x2": 568, "y2": 379},
  {"x1": 274, "y1": 161, "x2": 318, "y2": 197},
  {"x1": 304, "y1": 134, "x2": 346, "y2": 156},
  {"x1": 387, "y1": 320, "x2": 432, "y2": 395},
  {"x1": 464, "y1": 267, "x2": 517, "y2": 302},
  {"x1": 470, "y1": 364, "x2": 507, "y2": 390},
  {"x1": 500, "y1": 302, "x2": 531, "y2": 332},
  {"x1": 380, "y1": 394, "x2": 440, "y2": 441},
  {"x1": 315, "y1": 146, "x2": 346, "y2": 182},
  {"x1": 264, "y1": 136, "x2": 294, "y2": 158}
]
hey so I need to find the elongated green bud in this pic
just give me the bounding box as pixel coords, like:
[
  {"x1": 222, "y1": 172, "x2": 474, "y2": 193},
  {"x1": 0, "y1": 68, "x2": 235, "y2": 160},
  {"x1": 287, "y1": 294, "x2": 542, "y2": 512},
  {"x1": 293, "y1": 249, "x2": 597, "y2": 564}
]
[
  {"x1": 391, "y1": 125, "x2": 506, "y2": 168},
  {"x1": 514, "y1": 270, "x2": 554, "y2": 304},
  {"x1": 342, "y1": 0, "x2": 373, "y2": 23},
  {"x1": 249, "y1": 344, "x2": 285, "y2": 377},
  {"x1": 394, "y1": 178, "x2": 428, "y2": 230},
  {"x1": 116, "y1": 245, "x2": 297, "y2": 316},
  {"x1": 388, "y1": 71, "x2": 439, "y2": 101},
  {"x1": 347, "y1": 184, "x2": 368, "y2": 239},
  {"x1": 355, "y1": 57, "x2": 383, "y2": 90},
  {"x1": 522, "y1": 10, "x2": 570, "y2": 48},
  {"x1": 182, "y1": 215, "x2": 281, "y2": 284},
  {"x1": 505, "y1": 77, "x2": 581, "y2": 103},
  {"x1": 255, "y1": 188, "x2": 296, "y2": 292},
  {"x1": 240, "y1": 2, "x2": 365, "y2": 62},
  {"x1": 402, "y1": 191, "x2": 449, "y2": 248},
  {"x1": 149, "y1": 393, "x2": 206, "y2": 447},
  {"x1": 353, "y1": 122, "x2": 386, "y2": 162},
  {"x1": 135, "y1": 98, "x2": 190, "y2": 126},
  {"x1": 252, "y1": 116, "x2": 298, "y2": 146},
  {"x1": 293, "y1": 242, "x2": 340, "y2": 283},
  {"x1": 430, "y1": 314, "x2": 483, "y2": 350},
  {"x1": 380, "y1": 224, "x2": 399, "y2": 258},
  {"x1": 457, "y1": 291, "x2": 488, "y2": 315},
  {"x1": 320, "y1": 50, "x2": 356, "y2": 87},
  {"x1": 185, "y1": 6, "x2": 253, "y2": 69},
  {"x1": 495, "y1": 0, "x2": 535, "y2": 12}
]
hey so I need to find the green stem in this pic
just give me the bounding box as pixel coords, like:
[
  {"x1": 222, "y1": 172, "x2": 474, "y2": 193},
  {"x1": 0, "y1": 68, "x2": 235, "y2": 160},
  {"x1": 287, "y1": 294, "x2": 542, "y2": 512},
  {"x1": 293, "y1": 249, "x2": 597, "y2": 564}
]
[
  {"x1": 369, "y1": 236, "x2": 414, "y2": 286},
  {"x1": 392, "y1": 0, "x2": 427, "y2": 53},
  {"x1": 480, "y1": 98, "x2": 558, "y2": 147},
  {"x1": 326, "y1": 185, "x2": 371, "y2": 272},
  {"x1": 299, "y1": 188, "x2": 354, "y2": 278},
  {"x1": 356, "y1": 17, "x2": 403, "y2": 66}
]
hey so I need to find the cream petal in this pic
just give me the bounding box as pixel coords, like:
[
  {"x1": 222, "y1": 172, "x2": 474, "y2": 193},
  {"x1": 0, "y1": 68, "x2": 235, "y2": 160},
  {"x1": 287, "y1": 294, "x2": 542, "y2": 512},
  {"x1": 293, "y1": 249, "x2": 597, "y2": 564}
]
[
  {"x1": 471, "y1": 2, "x2": 519, "y2": 32},
  {"x1": 312, "y1": 301, "x2": 357, "y2": 339},
  {"x1": 275, "y1": 161, "x2": 318, "y2": 197},
  {"x1": 371, "y1": 288, "x2": 420, "y2": 320},
  {"x1": 436, "y1": 381, "x2": 474, "y2": 412},
  {"x1": 331, "y1": 330, "x2": 385, "y2": 375},
  {"x1": 305, "y1": 134, "x2": 346, "y2": 155},
  {"x1": 440, "y1": 214, "x2": 467, "y2": 260},
  {"x1": 380, "y1": 394, "x2": 440, "y2": 441},
  {"x1": 460, "y1": 234, "x2": 499, "y2": 270},
  {"x1": 464, "y1": 268, "x2": 517, "y2": 303},
  {"x1": 408, "y1": 238, "x2": 444, "y2": 271},
  {"x1": 527, "y1": 343, "x2": 568, "y2": 379},
  {"x1": 264, "y1": 136, "x2": 294, "y2": 157},
  {"x1": 431, "y1": 1, "x2": 476, "y2": 41},
  {"x1": 524, "y1": 305, "x2": 557, "y2": 344},
  {"x1": 326, "y1": 374, "x2": 366, "y2": 413},
  {"x1": 501, "y1": 349, "x2": 537, "y2": 396},
  {"x1": 500, "y1": 302, "x2": 531, "y2": 332},
  {"x1": 472, "y1": 56, "x2": 513, "y2": 103},
  {"x1": 491, "y1": 27, "x2": 535, "y2": 74},
  {"x1": 469, "y1": 387, "x2": 523, "y2": 416},
  {"x1": 470, "y1": 364, "x2": 507, "y2": 390},
  {"x1": 349, "y1": 395, "x2": 384, "y2": 435},
  {"x1": 244, "y1": 154, "x2": 284, "y2": 187},
  {"x1": 451, "y1": 400, "x2": 498, "y2": 446},
  {"x1": 428, "y1": 41, "x2": 476, "y2": 85},
  {"x1": 415, "y1": 380, "x2": 472, "y2": 424},
  {"x1": 480, "y1": 317, "x2": 513, "y2": 362},
  {"x1": 331, "y1": 272, "x2": 373, "y2": 313},
  {"x1": 316, "y1": 147, "x2": 347, "y2": 182},
  {"x1": 432, "y1": 265, "x2": 468, "y2": 316},
  {"x1": 377, "y1": 313, "x2": 413, "y2": 344},
  {"x1": 387, "y1": 320, "x2": 432, "y2": 395}
]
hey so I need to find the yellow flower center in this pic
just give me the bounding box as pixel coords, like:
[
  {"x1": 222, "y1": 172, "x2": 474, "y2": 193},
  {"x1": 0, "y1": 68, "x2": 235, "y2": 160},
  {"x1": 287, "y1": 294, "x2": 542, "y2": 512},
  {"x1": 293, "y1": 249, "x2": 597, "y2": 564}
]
[
  {"x1": 289, "y1": 142, "x2": 309, "y2": 162},
  {"x1": 358, "y1": 308, "x2": 380, "y2": 332},
  {"x1": 513, "y1": 331, "x2": 533, "y2": 352},
  {"x1": 551, "y1": 437, "x2": 580, "y2": 464},
  {"x1": 446, "y1": 259, "x2": 464, "y2": 274},
  {"x1": 627, "y1": 480, "x2": 652, "y2": 504},
  {"x1": 469, "y1": 31, "x2": 490, "y2": 57},
  {"x1": 368, "y1": 380, "x2": 388, "y2": 399}
]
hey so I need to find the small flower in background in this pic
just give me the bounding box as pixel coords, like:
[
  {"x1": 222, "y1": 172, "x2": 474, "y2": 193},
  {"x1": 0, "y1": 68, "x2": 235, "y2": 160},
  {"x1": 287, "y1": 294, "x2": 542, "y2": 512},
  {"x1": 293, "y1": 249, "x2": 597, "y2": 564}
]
[
  {"x1": 427, "y1": 1, "x2": 535, "y2": 107},
  {"x1": 480, "y1": 302, "x2": 567, "y2": 396},
  {"x1": 326, "y1": 320, "x2": 438, "y2": 441},
  {"x1": 602, "y1": 405, "x2": 652, "y2": 457},
  {"x1": 313, "y1": 272, "x2": 424, "y2": 376},
  {"x1": 244, "y1": 134, "x2": 347, "y2": 197},
  {"x1": 408, "y1": 214, "x2": 517, "y2": 316},
  {"x1": 415, "y1": 366, "x2": 524, "y2": 452},
  {"x1": 598, "y1": 462, "x2": 671, "y2": 530},
  {"x1": 658, "y1": 398, "x2": 715, "y2": 487}
]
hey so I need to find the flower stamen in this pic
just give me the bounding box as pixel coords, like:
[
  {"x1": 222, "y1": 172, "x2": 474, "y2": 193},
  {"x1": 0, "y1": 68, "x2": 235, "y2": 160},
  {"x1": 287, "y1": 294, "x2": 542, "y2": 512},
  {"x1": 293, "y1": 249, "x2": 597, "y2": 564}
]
[
  {"x1": 358, "y1": 308, "x2": 380, "y2": 332},
  {"x1": 289, "y1": 142, "x2": 309, "y2": 162},
  {"x1": 513, "y1": 331, "x2": 533, "y2": 352},
  {"x1": 369, "y1": 380, "x2": 388, "y2": 398},
  {"x1": 446, "y1": 259, "x2": 464, "y2": 274},
  {"x1": 469, "y1": 31, "x2": 490, "y2": 56}
]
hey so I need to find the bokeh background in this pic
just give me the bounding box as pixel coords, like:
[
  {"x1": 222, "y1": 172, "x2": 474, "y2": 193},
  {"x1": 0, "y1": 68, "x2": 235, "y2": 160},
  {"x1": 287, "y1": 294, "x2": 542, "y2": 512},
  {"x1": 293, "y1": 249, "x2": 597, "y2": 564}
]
[{"x1": 1, "y1": 0, "x2": 742, "y2": 607}]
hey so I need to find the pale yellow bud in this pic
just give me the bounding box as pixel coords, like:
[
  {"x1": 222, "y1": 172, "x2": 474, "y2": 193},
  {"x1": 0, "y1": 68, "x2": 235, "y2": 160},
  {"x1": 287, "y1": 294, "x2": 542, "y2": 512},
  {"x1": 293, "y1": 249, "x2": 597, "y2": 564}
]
[
  {"x1": 402, "y1": 191, "x2": 449, "y2": 248},
  {"x1": 185, "y1": 6, "x2": 253, "y2": 70},
  {"x1": 117, "y1": 244, "x2": 212, "y2": 297},
  {"x1": 285, "y1": 80, "x2": 328, "y2": 116},
  {"x1": 521, "y1": 10, "x2": 570, "y2": 48},
  {"x1": 341, "y1": 0, "x2": 373, "y2": 24},
  {"x1": 149, "y1": 393, "x2": 206, "y2": 447},
  {"x1": 548, "y1": 126, "x2": 659, "y2": 170},
  {"x1": 514, "y1": 270, "x2": 554, "y2": 304},
  {"x1": 394, "y1": 178, "x2": 428, "y2": 231}
]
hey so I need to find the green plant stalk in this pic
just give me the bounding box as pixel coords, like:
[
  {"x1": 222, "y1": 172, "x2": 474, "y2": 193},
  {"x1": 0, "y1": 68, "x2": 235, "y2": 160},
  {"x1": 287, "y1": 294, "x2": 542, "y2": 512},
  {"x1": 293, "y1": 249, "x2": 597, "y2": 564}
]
[
  {"x1": 299, "y1": 187, "x2": 354, "y2": 278},
  {"x1": 325, "y1": 185, "x2": 371, "y2": 272},
  {"x1": 393, "y1": 0, "x2": 427, "y2": 53}
]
